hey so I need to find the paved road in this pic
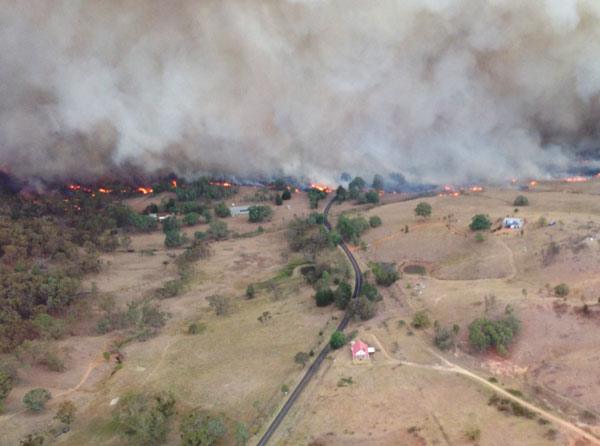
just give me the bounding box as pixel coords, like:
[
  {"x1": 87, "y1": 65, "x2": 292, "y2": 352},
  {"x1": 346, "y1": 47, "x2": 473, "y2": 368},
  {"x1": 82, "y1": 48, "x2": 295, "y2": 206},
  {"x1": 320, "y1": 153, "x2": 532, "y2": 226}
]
[{"x1": 256, "y1": 196, "x2": 363, "y2": 446}]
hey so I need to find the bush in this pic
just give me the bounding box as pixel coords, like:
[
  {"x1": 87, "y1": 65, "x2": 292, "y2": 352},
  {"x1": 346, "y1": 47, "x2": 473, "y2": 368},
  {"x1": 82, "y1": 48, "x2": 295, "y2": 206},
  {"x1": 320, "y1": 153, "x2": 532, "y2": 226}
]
[
  {"x1": 329, "y1": 331, "x2": 346, "y2": 349},
  {"x1": 208, "y1": 221, "x2": 229, "y2": 240},
  {"x1": 294, "y1": 351, "x2": 310, "y2": 366},
  {"x1": 513, "y1": 195, "x2": 529, "y2": 206},
  {"x1": 214, "y1": 202, "x2": 231, "y2": 218},
  {"x1": 315, "y1": 288, "x2": 334, "y2": 307},
  {"x1": 207, "y1": 295, "x2": 231, "y2": 316},
  {"x1": 434, "y1": 326, "x2": 455, "y2": 351},
  {"x1": 246, "y1": 284, "x2": 255, "y2": 299},
  {"x1": 469, "y1": 214, "x2": 492, "y2": 231},
  {"x1": 183, "y1": 212, "x2": 200, "y2": 226},
  {"x1": 412, "y1": 311, "x2": 430, "y2": 329},
  {"x1": 334, "y1": 281, "x2": 353, "y2": 309},
  {"x1": 180, "y1": 409, "x2": 227, "y2": 446},
  {"x1": 23, "y1": 388, "x2": 52, "y2": 413},
  {"x1": 161, "y1": 216, "x2": 179, "y2": 233},
  {"x1": 369, "y1": 262, "x2": 399, "y2": 287},
  {"x1": 308, "y1": 188, "x2": 328, "y2": 208},
  {"x1": 248, "y1": 205, "x2": 273, "y2": 223},
  {"x1": 282, "y1": 189, "x2": 292, "y2": 200},
  {"x1": 369, "y1": 216, "x2": 382, "y2": 228},
  {"x1": 55, "y1": 400, "x2": 77, "y2": 426},
  {"x1": 0, "y1": 371, "x2": 12, "y2": 410},
  {"x1": 275, "y1": 194, "x2": 283, "y2": 206},
  {"x1": 113, "y1": 392, "x2": 173, "y2": 445},
  {"x1": 554, "y1": 283, "x2": 569, "y2": 296},
  {"x1": 475, "y1": 233, "x2": 485, "y2": 243},
  {"x1": 415, "y1": 202, "x2": 432, "y2": 218},
  {"x1": 187, "y1": 322, "x2": 206, "y2": 335},
  {"x1": 361, "y1": 282, "x2": 381, "y2": 301}
]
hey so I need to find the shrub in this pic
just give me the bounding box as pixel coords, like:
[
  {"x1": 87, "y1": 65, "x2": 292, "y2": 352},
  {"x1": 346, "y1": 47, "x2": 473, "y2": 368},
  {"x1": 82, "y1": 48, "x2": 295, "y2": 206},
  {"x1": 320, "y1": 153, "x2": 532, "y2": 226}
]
[
  {"x1": 554, "y1": 283, "x2": 569, "y2": 296},
  {"x1": 469, "y1": 214, "x2": 491, "y2": 231},
  {"x1": 23, "y1": 388, "x2": 52, "y2": 413},
  {"x1": 475, "y1": 233, "x2": 485, "y2": 243},
  {"x1": 513, "y1": 195, "x2": 529, "y2": 206},
  {"x1": 207, "y1": 295, "x2": 231, "y2": 316},
  {"x1": 434, "y1": 326, "x2": 454, "y2": 351},
  {"x1": 246, "y1": 284, "x2": 256, "y2": 299},
  {"x1": 282, "y1": 189, "x2": 292, "y2": 200},
  {"x1": 187, "y1": 322, "x2": 206, "y2": 335},
  {"x1": 208, "y1": 221, "x2": 229, "y2": 240},
  {"x1": 336, "y1": 214, "x2": 369, "y2": 244},
  {"x1": 164, "y1": 229, "x2": 186, "y2": 248},
  {"x1": 415, "y1": 202, "x2": 432, "y2": 218},
  {"x1": 308, "y1": 188, "x2": 328, "y2": 208},
  {"x1": 0, "y1": 371, "x2": 12, "y2": 410},
  {"x1": 275, "y1": 194, "x2": 283, "y2": 206},
  {"x1": 412, "y1": 311, "x2": 430, "y2": 329},
  {"x1": 369, "y1": 262, "x2": 399, "y2": 287},
  {"x1": 294, "y1": 352, "x2": 310, "y2": 367},
  {"x1": 19, "y1": 434, "x2": 45, "y2": 446},
  {"x1": 369, "y1": 216, "x2": 382, "y2": 228},
  {"x1": 54, "y1": 400, "x2": 77, "y2": 426},
  {"x1": 315, "y1": 288, "x2": 334, "y2": 307},
  {"x1": 180, "y1": 409, "x2": 227, "y2": 446},
  {"x1": 161, "y1": 216, "x2": 179, "y2": 233},
  {"x1": 334, "y1": 281, "x2": 353, "y2": 309},
  {"x1": 183, "y1": 212, "x2": 200, "y2": 226},
  {"x1": 113, "y1": 392, "x2": 173, "y2": 445},
  {"x1": 329, "y1": 331, "x2": 347, "y2": 349},
  {"x1": 214, "y1": 202, "x2": 231, "y2": 218},
  {"x1": 361, "y1": 282, "x2": 381, "y2": 301},
  {"x1": 248, "y1": 205, "x2": 273, "y2": 223}
]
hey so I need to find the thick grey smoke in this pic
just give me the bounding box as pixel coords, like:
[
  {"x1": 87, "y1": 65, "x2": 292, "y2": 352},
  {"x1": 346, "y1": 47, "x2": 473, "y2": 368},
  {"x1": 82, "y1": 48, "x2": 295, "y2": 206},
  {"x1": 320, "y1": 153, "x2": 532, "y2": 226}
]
[{"x1": 1, "y1": 0, "x2": 600, "y2": 184}]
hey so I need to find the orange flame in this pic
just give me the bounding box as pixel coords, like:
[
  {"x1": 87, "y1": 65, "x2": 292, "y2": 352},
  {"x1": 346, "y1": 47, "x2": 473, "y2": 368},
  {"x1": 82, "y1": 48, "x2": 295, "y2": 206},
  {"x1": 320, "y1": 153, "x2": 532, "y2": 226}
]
[
  {"x1": 529, "y1": 180, "x2": 538, "y2": 187},
  {"x1": 469, "y1": 186, "x2": 483, "y2": 192},
  {"x1": 68, "y1": 184, "x2": 81, "y2": 191},
  {"x1": 98, "y1": 188, "x2": 112, "y2": 194},
  {"x1": 171, "y1": 180, "x2": 177, "y2": 188},
  {"x1": 310, "y1": 183, "x2": 332, "y2": 193},
  {"x1": 209, "y1": 181, "x2": 233, "y2": 188},
  {"x1": 137, "y1": 187, "x2": 153, "y2": 195},
  {"x1": 562, "y1": 176, "x2": 588, "y2": 183}
]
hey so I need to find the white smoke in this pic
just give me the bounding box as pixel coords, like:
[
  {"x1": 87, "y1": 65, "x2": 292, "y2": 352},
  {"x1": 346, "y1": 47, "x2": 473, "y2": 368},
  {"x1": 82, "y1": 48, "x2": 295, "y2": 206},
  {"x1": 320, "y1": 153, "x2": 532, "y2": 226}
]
[{"x1": 1, "y1": 0, "x2": 600, "y2": 184}]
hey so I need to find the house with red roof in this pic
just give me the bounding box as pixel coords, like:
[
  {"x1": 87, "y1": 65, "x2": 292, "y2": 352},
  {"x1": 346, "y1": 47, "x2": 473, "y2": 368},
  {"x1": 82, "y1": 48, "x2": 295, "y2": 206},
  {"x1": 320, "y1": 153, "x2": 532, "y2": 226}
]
[{"x1": 350, "y1": 340, "x2": 372, "y2": 363}]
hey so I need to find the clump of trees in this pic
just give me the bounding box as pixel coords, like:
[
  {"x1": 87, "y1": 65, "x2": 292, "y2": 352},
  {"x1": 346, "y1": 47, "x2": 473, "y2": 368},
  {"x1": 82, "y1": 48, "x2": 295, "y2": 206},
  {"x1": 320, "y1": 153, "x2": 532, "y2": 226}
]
[
  {"x1": 214, "y1": 202, "x2": 231, "y2": 218},
  {"x1": 315, "y1": 288, "x2": 335, "y2": 307},
  {"x1": 349, "y1": 295, "x2": 376, "y2": 321},
  {"x1": 248, "y1": 205, "x2": 272, "y2": 223},
  {"x1": 468, "y1": 308, "x2": 521, "y2": 356},
  {"x1": 307, "y1": 188, "x2": 328, "y2": 209},
  {"x1": 336, "y1": 214, "x2": 369, "y2": 244},
  {"x1": 208, "y1": 221, "x2": 229, "y2": 240},
  {"x1": 434, "y1": 324, "x2": 460, "y2": 351},
  {"x1": 180, "y1": 409, "x2": 227, "y2": 446},
  {"x1": 513, "y1": 195, "x2": 529, "y2": 206},
  {"x1": 287, "y1": 215, "x2": 338, "y2": 258},
  {"x1": 113, "y1": 391, "x2": 176, "y2": 445},
  {"x1": 414, "y1": 202, "x2": 432, "y2": 218},
  {"x1": 55, "y1": 400, "x2": 77, "y2": 430},
  {"x1": 334, "y1": 281, "x2": 353, "y2": 309},
  {"x1": 369, "y1": 262, "x2": 400, "y2": 286},
  {"x1": 469, "y1": 214, "x2": 492, "y2": 231},
  {"x1": 163, "y1": 217, "x2": 187, "y2": 248}
]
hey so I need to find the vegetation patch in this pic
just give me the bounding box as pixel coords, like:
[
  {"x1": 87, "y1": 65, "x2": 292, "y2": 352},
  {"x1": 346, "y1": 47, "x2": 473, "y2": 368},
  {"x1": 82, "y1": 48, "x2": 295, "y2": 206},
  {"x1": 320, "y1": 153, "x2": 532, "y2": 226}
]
[{"x1": 403, "y1": 264, "x2": 427, "y2": 275}]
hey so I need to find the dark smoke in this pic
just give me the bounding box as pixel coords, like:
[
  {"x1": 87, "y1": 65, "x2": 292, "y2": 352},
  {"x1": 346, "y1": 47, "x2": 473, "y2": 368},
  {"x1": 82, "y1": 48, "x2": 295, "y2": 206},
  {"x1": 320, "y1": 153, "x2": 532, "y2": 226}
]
[{"x1": 1, "y1": 0, "x2": 600, "y2": 184}]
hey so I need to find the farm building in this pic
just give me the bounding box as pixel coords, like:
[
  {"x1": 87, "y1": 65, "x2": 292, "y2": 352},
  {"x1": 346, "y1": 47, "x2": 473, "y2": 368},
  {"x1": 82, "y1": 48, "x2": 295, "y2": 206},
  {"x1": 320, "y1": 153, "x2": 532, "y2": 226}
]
[
  {"x1": 230, "y1": 205, "x2": 250, "y2": 217},
  {"x1": 350, "y1": 340, "x2": 375, "y2": 363},
  {"x1": 503, "y1": 217, "x2": 524, "y2": 229}
]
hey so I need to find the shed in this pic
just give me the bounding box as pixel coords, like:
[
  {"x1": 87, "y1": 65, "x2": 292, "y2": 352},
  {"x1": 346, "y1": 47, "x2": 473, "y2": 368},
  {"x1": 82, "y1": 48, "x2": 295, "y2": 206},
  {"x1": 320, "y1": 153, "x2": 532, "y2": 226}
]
[
  {"x1": 503, "y1": 217, "x2": 524, "y2": 229},
  {"x1": 230, "y1": 205, "x2": 250, "y2": 217}
]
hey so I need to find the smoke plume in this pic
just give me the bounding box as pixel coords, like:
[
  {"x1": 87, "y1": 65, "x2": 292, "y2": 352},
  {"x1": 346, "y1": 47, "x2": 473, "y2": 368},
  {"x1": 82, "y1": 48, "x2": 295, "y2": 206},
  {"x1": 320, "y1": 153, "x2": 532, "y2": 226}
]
[{"x1": 2, "y1": 0, "x2": 600, "y2": 184}]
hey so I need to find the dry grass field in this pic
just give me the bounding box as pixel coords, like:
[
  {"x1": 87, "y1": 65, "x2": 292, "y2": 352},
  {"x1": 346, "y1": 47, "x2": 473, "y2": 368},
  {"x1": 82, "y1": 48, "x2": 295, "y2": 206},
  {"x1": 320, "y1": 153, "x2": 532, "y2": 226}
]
[{"x1": 3, "y1": 181, "x2": 600, "y2": 445}]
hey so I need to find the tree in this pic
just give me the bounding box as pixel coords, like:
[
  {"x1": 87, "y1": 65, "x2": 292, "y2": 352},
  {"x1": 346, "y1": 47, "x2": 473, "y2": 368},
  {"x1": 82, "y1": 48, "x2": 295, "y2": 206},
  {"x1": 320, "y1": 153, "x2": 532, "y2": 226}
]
[
  {"x1": 364, "y1": 190, "x2": 380, "y2": 204},
  {"x1": 469, "y1": 214, "x2": 491, "y2": 231},
  {"x1": 412, "y1": 311, "x2": 430, "y2": 329},
  {"x1": 336, "y1": 214, "x2": 369, "y2": 244},
  {"x1": 348, "y1": 295, "x2": 376, "y2": 320},
  {"x1": 334, "y1": 281, "x2": 353, "y2": 309},
  {"x1": 329, "y1": 331, "x2": 346, "y2": 349},
  {"x1": 361, "y1": 282, "x2": 381, "y2": 301},
  {"x1": 369, "y1": 262, "x2": 399, "y2": 287},
  {"x1": 23, "y1": 388, "x2": 52, "y2": 413},
  {"x1": 307, "y1": 188, "x2": 327, "y2": 209},
  {"x1": 235, "y1": 422, "x2": 249, "y2": 446},
  {"x1": 275, "y1": 194, "x2": 283, "y2": 206},
  {"x1": 434, "y1": 326, "x2": 455, "y2": 351},
  {"x1": 315, "y1": 288, "x2": 334, "y2": 307},
  {"x1": 180, "y1": 409, "x2": 227, "y2": 446},
  {"x1": 335, "y1": 185, "x2": 347, "y2": 202},
  {"x1": 246, "y1": 284, "x2": 255, "y2": 299},
  {"x1": 248, "y1": 205, "x2": 273, "y2": 223},
  {"x1": 0, "y1": 371, "x2": 12, "y2": 411},
  {"x1": 208, "y1": 221, "x2": 229, "y2": 240},
  {"x1": 415, "y1": 202, "x2": 432, "y2": 218},
  {"x1": 348, "y1": 177, "x2": 366, "y2": 199},
  {"x1": 369, "y1": 216, "x2": 382, "y2": 228},
  {"x1": 214, "y1": 202, "x2": 231, "y2": 218},
  {"x1": 164, "y1": 229, "x2": 186, "y2": 248},
  {"x1": 183, "y1": 212, "x2": 200, "y2": 226},
  {"x1": 513, "y1": 195, "x2": 529, "y2": 206},
  {"x1": 372, "y1": 174, "x2": 384, "y2": 191},
  {"x1": 554, "y1": 283, "x2": 569, "y2": 296},
  {"x1": 54, "y1": 400, "x2": 77, "y2": 427},
  {"x1": 468, "y1": 311, "x2": 521, "y2": 354},
  {"x1": 281, "y1": 189, "x2": 292, "y2": 200},
  {"x1": 161, "y1": 216, "x2": 179, "y2": 233},
  {"x1": 113, "y1": 392, "x2": 169, "y2": 445}
]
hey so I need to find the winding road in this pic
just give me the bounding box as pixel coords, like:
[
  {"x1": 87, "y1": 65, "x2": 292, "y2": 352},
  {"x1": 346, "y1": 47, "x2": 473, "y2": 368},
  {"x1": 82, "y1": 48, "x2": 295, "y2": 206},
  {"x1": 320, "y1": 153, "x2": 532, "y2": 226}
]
[{"x1": 256, "y1": 196, "x2": 361, "y2": 446}]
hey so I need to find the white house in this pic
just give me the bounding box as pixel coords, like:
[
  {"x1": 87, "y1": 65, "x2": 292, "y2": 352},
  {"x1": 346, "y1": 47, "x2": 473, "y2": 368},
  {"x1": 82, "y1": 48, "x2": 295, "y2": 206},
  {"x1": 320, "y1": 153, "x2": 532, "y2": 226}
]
[
  {"x1": 230, "y1": 205, "x2": 250, "y2": 217},
  {"x1": 503, "y1": 217, "x2": 524, "y2": 229}
]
